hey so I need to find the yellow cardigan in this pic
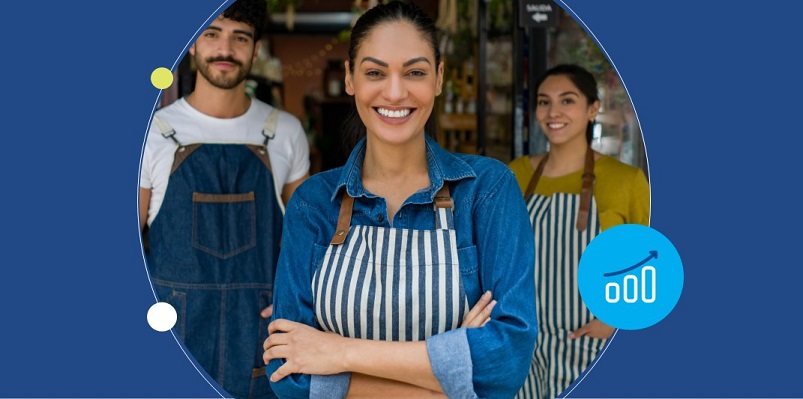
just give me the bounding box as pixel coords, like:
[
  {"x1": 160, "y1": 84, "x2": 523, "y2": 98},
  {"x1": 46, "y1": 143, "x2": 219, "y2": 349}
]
[{"x1": 508, "y1": 155, "x2": 650, "y2": 231}]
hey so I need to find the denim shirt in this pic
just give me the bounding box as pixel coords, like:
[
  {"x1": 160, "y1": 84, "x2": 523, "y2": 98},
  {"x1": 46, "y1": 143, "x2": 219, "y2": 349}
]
[{"x1": 267, "y1": 136, "x2": 537, "y2": 399}]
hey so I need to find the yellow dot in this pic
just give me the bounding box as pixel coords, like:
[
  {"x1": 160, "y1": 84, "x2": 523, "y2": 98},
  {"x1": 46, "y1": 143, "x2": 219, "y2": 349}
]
[{"x1": 151, "y1": 67, "x2": 174, "y2": 90}]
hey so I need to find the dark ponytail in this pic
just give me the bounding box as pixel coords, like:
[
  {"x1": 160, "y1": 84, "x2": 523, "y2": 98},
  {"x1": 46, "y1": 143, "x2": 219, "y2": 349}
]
[{"x1": 340, "y1": 1, "x2": 440, "y2": 152}]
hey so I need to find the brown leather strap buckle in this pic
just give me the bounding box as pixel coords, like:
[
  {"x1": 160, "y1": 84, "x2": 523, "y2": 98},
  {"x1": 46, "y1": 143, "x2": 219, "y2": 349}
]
[
  {"x1": 330, "y1": 192, "x2": 354, "y2": 245},
  {"x1": 433, "y1": 184, "x2": 453, "y2": 210}
]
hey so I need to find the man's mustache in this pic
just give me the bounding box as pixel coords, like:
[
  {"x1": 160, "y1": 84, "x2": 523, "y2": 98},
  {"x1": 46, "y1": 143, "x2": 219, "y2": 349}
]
[{"x1": 205, "y1": 56, "x2": 242, "y2": 66}]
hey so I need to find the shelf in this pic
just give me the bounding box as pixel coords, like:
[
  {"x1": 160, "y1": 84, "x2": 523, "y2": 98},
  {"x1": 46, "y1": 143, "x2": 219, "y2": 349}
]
[
  {"x1": 438, "y1": 113, "x2": 476, "y2": 130},
  {"x1": 436, "y1": 113, "x2": 478, "y2": 155}
]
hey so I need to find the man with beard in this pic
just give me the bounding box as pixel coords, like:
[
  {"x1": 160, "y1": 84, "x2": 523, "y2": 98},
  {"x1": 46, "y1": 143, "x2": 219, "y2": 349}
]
[{"x1": 138, "y1": 0, "x2": 309, "y2": 397}]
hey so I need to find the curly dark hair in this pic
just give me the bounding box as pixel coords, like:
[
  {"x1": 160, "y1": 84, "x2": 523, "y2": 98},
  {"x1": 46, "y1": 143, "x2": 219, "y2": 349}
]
[{"x1": 222, "y1": 0, "x2": 268, "y2": 42}]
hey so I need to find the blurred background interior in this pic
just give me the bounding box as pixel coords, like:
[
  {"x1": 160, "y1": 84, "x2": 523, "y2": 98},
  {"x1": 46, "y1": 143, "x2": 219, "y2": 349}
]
[{"x1": 160, "y1": 0, "x2": 648, "y2": 178}]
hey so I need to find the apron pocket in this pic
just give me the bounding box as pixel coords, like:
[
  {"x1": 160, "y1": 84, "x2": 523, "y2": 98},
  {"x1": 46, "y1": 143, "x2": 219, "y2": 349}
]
[{"x1": 192, "y1": 192, "x2": 256, "y2": 259}]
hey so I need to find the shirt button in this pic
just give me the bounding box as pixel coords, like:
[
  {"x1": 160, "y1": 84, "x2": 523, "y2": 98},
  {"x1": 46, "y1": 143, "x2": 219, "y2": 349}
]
[{"x1": 377, "y1": 214, "x2": 384, "y2": 222}]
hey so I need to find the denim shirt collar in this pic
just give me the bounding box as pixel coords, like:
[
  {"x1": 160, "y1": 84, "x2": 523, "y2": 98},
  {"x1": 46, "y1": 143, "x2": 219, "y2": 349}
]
[{"x1": 331, "y1": 135, "x2": 477, "y2": 203}]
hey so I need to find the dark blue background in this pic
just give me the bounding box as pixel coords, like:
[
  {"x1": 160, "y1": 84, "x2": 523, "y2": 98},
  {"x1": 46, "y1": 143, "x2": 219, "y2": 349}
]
[{"x1": 1, "y1": 0, "x2": 799, "y2": 397}]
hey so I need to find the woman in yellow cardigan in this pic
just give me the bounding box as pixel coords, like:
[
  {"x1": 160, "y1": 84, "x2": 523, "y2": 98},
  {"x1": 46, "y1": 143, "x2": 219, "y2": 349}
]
[{"x1": 509, "y1": 64, "x2": 649, "y2": 399}]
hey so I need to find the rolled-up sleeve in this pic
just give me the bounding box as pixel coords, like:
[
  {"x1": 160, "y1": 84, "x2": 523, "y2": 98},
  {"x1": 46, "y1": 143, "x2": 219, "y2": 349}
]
[{"x1": 426, "y1": 328, "x2": 477, "y2": 398}]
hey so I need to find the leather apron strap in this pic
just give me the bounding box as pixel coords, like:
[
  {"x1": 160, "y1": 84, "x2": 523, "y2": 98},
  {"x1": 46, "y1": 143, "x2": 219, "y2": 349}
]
[
  {"x1": 576, "y1": 147, "x2": 596, "y2": 231},
  {"x1": 330, "y1": 194, "x2": 354, "y2": 245},
  {"x1": 330, "y1": 184, "x2": 453, "y2": 245},
  {"x1": 524, "y1": 147, "x2": 596, "y2": 231}
]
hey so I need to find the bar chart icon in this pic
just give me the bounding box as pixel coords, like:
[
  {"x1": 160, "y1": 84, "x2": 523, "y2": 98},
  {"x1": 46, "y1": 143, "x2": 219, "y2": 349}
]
[
  {"x1": 579, "y1": 225, "x2": 683, "y2": 330},
  {"x1": 604, "y1": 251, "x2": 657, "y2": 304}
]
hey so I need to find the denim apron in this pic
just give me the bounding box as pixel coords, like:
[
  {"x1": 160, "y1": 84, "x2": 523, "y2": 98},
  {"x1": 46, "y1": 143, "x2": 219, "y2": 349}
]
[
  {"x1": 312, "y1": 185, "x2": 468, "y2": 341},
  {"x1": 147, "y1": 111, "x2": 282, "y2": 399},
  {"x1": 516, "y1": 148, "x2": 605, "y2": 399}
]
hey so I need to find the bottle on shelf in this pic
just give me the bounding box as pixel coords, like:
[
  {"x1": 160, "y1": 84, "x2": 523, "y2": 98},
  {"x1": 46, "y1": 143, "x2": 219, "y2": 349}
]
[
  {"x1": 444, "y1": 78, "x2": 454, "y2": 114},
  {"x1": 324, "y1": 60, "x2": 345, "y2": 97}
]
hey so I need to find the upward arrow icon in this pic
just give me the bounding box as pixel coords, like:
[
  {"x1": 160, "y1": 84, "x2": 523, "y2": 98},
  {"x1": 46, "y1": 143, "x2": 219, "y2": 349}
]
[{"x1": 603, "y1": 251, "x2": 659, "y2": 277}]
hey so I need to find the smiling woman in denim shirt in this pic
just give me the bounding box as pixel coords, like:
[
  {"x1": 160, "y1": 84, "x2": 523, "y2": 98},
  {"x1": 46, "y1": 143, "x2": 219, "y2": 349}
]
[{"x1": 263, "y1": 2, "x2": 537, "y2": 398}]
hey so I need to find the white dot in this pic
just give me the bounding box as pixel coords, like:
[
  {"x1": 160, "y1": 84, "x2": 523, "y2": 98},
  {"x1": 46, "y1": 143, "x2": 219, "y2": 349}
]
[{"x1": 147, "y1": 302, "x2": 177, "y2": 332}]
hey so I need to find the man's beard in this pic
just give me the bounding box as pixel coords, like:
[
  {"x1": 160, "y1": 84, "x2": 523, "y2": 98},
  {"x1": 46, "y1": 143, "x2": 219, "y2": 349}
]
[{"x1": 194, "y1": 54, "x2": 251, "y2": 90}]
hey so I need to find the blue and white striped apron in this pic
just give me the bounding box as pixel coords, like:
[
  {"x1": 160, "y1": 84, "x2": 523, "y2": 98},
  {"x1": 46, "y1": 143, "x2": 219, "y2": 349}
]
[
  {"x1": 312, "y1": 185, "x2": 468, "y2": 341},
  {"x1": 516, "y1": 148, "x2": 606, "y2": 399}
]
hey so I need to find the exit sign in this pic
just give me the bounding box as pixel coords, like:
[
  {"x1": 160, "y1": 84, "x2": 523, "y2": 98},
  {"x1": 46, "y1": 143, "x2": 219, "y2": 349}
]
[{"x1": 519, "y1": 0, "x2": 559, "y2": 28}]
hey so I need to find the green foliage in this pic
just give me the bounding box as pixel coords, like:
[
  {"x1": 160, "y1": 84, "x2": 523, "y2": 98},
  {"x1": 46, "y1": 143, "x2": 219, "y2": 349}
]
[
  {"x1": 557, "y1": 36, "x2": 609, "y2": 78},
  {"x1": 267, "y1": 0, "x2": 300, "y2": 13},
  {"x1": 552, "y1": 23, "x2": 628, "y2": 109},
  {"x1": 487, "y1": 0, "x2": 513, "y2": 33}
]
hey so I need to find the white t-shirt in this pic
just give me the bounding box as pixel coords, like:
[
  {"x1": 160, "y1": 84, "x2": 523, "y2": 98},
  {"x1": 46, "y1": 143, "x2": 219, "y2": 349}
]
[{"x1": 140, "y1": 98, "x2": 310, "y2": 226}]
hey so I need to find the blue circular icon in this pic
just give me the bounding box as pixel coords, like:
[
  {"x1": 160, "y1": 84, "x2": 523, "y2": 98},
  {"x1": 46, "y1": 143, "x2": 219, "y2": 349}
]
[{"x1": 578, "y1": 224, "x2": 683, "y2": 330}]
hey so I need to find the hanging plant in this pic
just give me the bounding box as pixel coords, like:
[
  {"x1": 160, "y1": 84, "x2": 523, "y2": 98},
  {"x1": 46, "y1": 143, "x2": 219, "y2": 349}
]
[
  {"x1": 438, "y1": 0, "x2": 475, "y2": 69},
  {"x1": 487, "y1": 0, "x2": 512, "y2": 33}
]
